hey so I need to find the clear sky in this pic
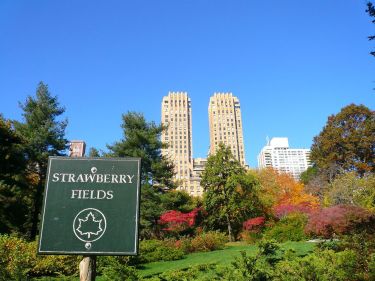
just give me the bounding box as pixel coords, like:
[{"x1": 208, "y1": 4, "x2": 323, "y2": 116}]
[{"x1": 0, "y1": 0, "x2": 374, "y2": 168}]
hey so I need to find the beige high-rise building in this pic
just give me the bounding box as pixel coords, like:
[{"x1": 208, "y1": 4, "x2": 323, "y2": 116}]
[
  {"x1": 161, "y1": 92, "x2": 193, "y2": 192},
  {"x1": 208, "y1": 93, "x2": 246, "y2": 166}
]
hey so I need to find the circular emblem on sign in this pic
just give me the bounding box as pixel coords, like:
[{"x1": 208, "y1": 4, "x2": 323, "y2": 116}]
[{"x1": 73, "y1": 208, "x2": 107, "y2": 247}]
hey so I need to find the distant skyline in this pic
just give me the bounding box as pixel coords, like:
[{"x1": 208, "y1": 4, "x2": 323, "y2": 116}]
[{"x1": 0, "y1": 1, "x2": 374, "y2": 168}]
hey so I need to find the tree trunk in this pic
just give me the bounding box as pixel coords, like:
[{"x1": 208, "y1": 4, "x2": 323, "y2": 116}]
[
  {"x1": 80, "y1": 256, "x2": 96, "y2": 281},
  {"x1": 226, "y1": 213, "x2": 233, "y2": 242},
  {"x1": 30, "y1": 179, "x2": 44, "y2": 239}
]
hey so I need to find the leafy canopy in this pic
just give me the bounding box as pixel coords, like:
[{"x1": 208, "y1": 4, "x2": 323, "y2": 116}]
[
  {"x1": 201, "y1": 144, "x2": 262, "y2": 241},
  {"x1": 310, "y1": 104, "x2": 374, "y2": 177}
]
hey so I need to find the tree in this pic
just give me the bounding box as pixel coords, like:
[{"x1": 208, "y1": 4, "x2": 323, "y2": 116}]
[
  {"x1": 201, "y1": 144, "x2": 262, "y2": 241},
  {"x1": 14, "y1": 82, "x2": 68, "y2": 238},
  {"x1": 367, "y1": 2, "x2": 375, "y2": 57},
  {"x1": 310, "y1": 104, "x2": 374, "y2": 178},
  {"x1": 253, "y1": 168, "x2": 319, "y2": 216},
  {"x1": 0, "y1": 115, "x2": 30, "y2": 234},
  {"x1": 88, "y1": 147, "x2": 101, "y2": 157},
  {"x1": 327, "y1": 172, "x2": 375, "y2": 211},
  {"x1": 160, "y1": 190, "x2": 196, "y2": 213},
  {"x1": 107, "y1": 112, "x2": 175, "y2": 239},
  {"x1": 107, "y1": 112, "x2": 174, "y2": 187}
]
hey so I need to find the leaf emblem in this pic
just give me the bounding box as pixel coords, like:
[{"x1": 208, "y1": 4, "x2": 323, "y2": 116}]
[{"x1": 76, "y1": 212, "x2": 103, "y2": 239}]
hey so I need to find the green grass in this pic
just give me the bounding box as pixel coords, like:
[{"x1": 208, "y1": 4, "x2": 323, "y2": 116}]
[
  {"x1": 33, "y1": 241, "x2": 316, "y2": 280},
  {"x1": 138, "y1": 241, "x2": 315, "y2": 278}
]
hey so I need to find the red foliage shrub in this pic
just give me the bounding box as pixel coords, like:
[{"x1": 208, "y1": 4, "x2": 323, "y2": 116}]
[
  {"x1": 274, "y1": 202, "x2": 316, "y2": 218},
  {"x1": 243, "y1": 216, "x2": 266, "y2": 231},
  {"x1": 305, "y1": 205, "x2": 375, "y2": 238},
  {"x1": 159, "y1": 208, "x2": 201, "y2": 232}
]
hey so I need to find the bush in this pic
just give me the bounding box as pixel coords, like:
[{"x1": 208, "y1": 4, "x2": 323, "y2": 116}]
[
  {"x1": 369, "y1": 253, "x2": 375, "y2": 280},
  {"x1": 273, "y1": 202, "x2": 316, "y2": 218},
  {"x1": 215, "y1": 240, "x2": 282, "y2": 281},
  {"x1": 239, "y1": 230, "x2": 263, "y2": 244},
  {"x1": 136, "y1": 239, "x2": 184, "y2": 264},
  {"x1": 305, "y1": 205, "x2": 375, "y2": 238},
  {"x1": 0, "y1": 234, "x2": 35, "y2": 280},
  {"x1": 263, "y1": 213, "x2": 307, "y2": 242},
  {"x1": 275, "y1": 249, "x2": 359, "y2": 281},
  {"x1": 31, "y1": 254, "x2": 81, "y2": 277},
  {"x1": 100, "y1": 256, "x2": 138, "y2": 281},
  {"x1": 190, "y1": 231, "x2": 227, "y2": 252}
]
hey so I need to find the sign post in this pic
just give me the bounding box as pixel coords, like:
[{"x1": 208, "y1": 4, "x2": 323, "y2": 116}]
[{"x1": 38, "y1": 146, "x2": 141, "y2": 281}]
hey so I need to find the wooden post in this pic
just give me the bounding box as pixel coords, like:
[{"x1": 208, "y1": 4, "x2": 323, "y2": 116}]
[
  {"x1": 79, "y1": 256, "x2": 96, "y2": 281},
  {"x1": 69, "y1": 140, "x2": 96, "y2": 281}
]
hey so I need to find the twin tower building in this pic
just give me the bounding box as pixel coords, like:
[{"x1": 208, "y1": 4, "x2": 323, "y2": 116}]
[{"x1": 161, "y1": 92, "x2": 246, "y2": 196}]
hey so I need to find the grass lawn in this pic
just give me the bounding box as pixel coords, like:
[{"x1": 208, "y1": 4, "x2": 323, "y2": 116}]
[
  {"x1": 33, "y1": 241, "x2": 316, "y2": 280},
  {"x1": 138, "y1": 241, "x2": 315, "y2": 278}
]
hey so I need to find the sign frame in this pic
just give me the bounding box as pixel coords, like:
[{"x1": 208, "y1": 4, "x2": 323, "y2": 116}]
[{"x1": 38, "y1": 156, "x2": 141, "y2": 256}]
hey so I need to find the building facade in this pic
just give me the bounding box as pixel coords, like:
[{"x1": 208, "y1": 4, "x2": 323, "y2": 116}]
[
  {"x1": 190, "y1": 158, "x2": 207, "y2": 197},
  {"x1": 208, "y1": 93, "x2": 246, "y2": 166},
  {"x1": 160, "y1": 92, "x2": 207, "y2": 196},
  {"x1": 258, "y1": 137, "x2": 311, "y2": 180}
]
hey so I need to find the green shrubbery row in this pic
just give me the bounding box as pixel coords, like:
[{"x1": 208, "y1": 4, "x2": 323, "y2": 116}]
[
  {"x1": 142, "y1": 237, "x2": 375, "y2": 281},
  {"x1": 0, "y1": 231, "x2": 227, "y2": 280}
]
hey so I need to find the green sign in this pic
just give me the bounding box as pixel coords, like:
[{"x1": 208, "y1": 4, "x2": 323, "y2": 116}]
[{"x1": 38, "y1": 157, "x2": 141, "y2": 255}]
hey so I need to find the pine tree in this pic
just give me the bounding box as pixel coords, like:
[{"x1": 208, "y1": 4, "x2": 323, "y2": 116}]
[
  {"x1": 15, "y1": 82, "x2": 68, "y2": 238},
  {"x1": 0, "y1": 115, "x2": 30, "y2": 234},
  {"x1": 107, "y1": 111, "x2": 175, "y2": 238}
]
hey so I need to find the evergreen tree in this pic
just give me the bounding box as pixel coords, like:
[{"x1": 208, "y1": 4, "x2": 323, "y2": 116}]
[
  {"x1": 107, "y1": 112, "x2": 174, "y2": 187},
  {"x1": 15, "y1": 82, "x2": 68, "y2": 238},
  {"x1": 107, "y1": 111, "x2": 175, "y2": 238},
  {"x1": 0, "y1": 115, "x2": 30, "y2": 234}
]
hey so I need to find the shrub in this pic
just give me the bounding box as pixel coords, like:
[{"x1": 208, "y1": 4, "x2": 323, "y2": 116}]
[
  {"x1": 100, "y1": 256, "x2": 138, "y2": 281},
  {"x1": 273, "y1": 202, "x2": 316, "y2": 218},
  {"x1": 263, "y1": 213, "x2": 308, "y2": 242},
  {"x1": 275, "y1": 249, "x2": 359, "y2": 281},
  {"x1": 305, "y1": 205, "x2": 375, "y2": 238},
  {"x1": 158, "y1": 208, "x2": 202, "y2": 235},
  {"x1": 369, "y1": 253, "x2": 375, "y2": 280},
  {"x1": 0, "y1": 234, "x2": 83, "y2": 279},
  {"x1": 0, "y1": 234, "x2": 35, "y2": 280},
  {"x1": 241, "y1": 216, "x2": 266, "y2": 244},
  {"x1": 31, "y1": 254, "x2": 81, "y2": 277},
  {"x1": 137, "y1": 239, "x2": 184, "y2": 263},
  {"x1": 215, "y1": 240, "x2": 282, "y2": 280},
  {"x1": 190, "y1": 231, "x2": 227, "y2": 252},
  {"x1": 239, "y1": 230, "x2": 263, "y2": 244},
  {"x1": 243, "y1": 217, "x2": 265, "y2": 231}
]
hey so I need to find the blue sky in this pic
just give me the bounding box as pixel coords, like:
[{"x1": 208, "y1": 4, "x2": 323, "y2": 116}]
[{"x1": 0, "y1": 0, "x2": 374, "y2": 168}]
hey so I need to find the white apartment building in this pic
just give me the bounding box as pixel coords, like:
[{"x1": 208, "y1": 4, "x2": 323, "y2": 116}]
[{"x1": 258, "y1": 137, "x2": 311, "y2": 180}]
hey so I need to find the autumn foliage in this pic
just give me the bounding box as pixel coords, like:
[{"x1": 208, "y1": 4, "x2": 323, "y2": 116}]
[
  {"x1": 159, "y1": 208, "x2": 201, "y2": 233},
  {"x1": 253, "y1": 168, "x2": 319, "y2": 216},
  {"x1": 273, "y1": 202, "x2": 316, "y2": 219},
  {"x1": 305, "y1": 205, "x2": 375, "y2": 238},
  {"x1": 243, "y1": 217, "x2": 266, "y2": 231}
]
